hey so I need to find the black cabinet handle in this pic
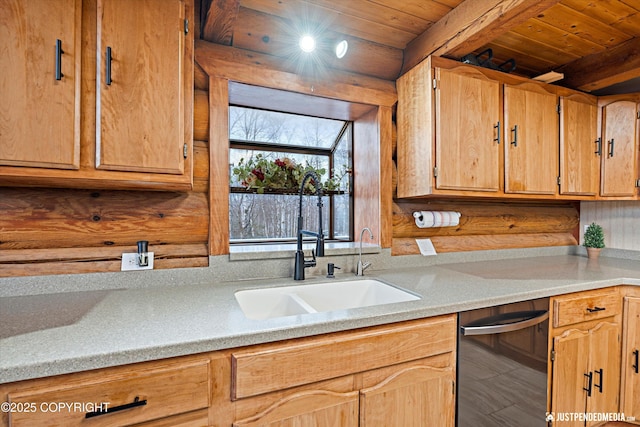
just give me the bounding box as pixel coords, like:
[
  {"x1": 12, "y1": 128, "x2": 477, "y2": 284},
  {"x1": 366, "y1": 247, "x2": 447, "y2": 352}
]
[
  {"x1": 510, "y1": 125, "x2": 518, "y2": 147},
  {"x1": 493, "y1": 121, "x2": 500, "y2": 144},
  {"x1": 85, "y1": 396, "x2": 146, "y2": 418},
  {"x1": 105, "y1": 46, "x2": 112, "y2": 86},
  {"x1": 633, "y1": 349, "x2": 639, "y2": 374},
  {"x1": 55, "y1": 39, "x2": 64, "y2": 81},
  {"x1": 586, "y1": 306, "x2": 605, "y2": 313},
  {"x1": 583, "y1": 372, "x2": 593, "y2": 397},
  {"x1": 608, "y1": 138, "x2": 615, "y2": 157},
  {"x1": 594, "y1": 137, "x2": 602, "y2": 156},
  {"x1": 594, "y1": 368, "x2": 603, "y2": 393}
]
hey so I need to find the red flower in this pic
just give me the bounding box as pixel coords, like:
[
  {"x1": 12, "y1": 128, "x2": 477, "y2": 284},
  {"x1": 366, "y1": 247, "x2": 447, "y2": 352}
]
[
  {"x1": 252, "y1": 168, "x2": 265, "y2": 181},
  {"x1": 275, "y1": 159, "x2": 286, "y2": 168}
]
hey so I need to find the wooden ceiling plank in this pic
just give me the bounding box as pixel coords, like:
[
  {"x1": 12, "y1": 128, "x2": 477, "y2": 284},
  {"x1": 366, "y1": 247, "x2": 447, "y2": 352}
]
[
  {"x1": 536, "y1": 3, "x2": 632, "y2": 48},
  {"x1": 491, "y1": 31, "x2": 581, "y2": 68},
  {"x1": 366, "y1": 0, "x2": 456, "y2": 23},
  {"x1": 558, "y1": 37, "x2": 640, "y2": 91},
  {"x1": 510, "y1": 18, "x2": 604, "y2": 58},
  {"x1": 195, "y1": 40, "x2": 397, "y2": 106},
  {"x1": 201, "y1": 0, "x2": 240, "y2": 44},
  {"x1": 231, "y1": 7, "x2": 403, "y2": 80},
  {"x1": 561, "y1": 0, "x2": 640, "y2": 35},
  {"x1": 242, "y1": 0, "x2": 417, "y2": 49},
  {"x1": 402, "y1": 0, "x2": 562, "y2": 75},
  {"x1": 302, "y1": 0, "x2": 434, "y2": 35}
]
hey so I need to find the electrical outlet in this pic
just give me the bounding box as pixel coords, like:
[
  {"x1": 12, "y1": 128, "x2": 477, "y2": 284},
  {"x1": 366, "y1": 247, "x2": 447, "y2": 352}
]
[
  {"x1": 121, "y1": 252, "x2": 154, "y2": 271},
  {"x1": 584, "y1": 224, "x2": 589, "y2": 234}
]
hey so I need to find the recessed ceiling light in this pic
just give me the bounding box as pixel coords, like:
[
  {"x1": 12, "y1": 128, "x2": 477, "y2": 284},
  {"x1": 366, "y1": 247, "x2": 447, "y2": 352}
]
[
  {"x1": 335, "y1": 40, "x2": 348, "y2": 59},
  {"x1": 299, "y1": 35, "x2": 316, "y2": 53}
]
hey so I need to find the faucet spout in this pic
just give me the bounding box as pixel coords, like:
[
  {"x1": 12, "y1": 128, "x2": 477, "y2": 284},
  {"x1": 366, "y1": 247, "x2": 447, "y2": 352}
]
[
  {"x1": 294, "y1": 171, "x2": 325, "y2": 280},
  {"x1": 356, "y1": 227, "x2": 374, "y2": 276}
]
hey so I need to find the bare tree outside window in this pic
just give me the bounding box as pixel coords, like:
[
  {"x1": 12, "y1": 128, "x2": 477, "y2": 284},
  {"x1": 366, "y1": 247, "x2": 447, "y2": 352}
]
[{"x1": 229, "y1": 106, "x2": 352, "y2": 243}]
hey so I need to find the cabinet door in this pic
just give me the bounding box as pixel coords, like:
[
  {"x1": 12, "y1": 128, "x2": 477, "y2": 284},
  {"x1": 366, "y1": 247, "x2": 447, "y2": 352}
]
[
  {"x1": 435, "y1": 68, "x2": 500, "y2": 192},
  {"x1": 585, "y1": 322, "x2": 621, "y2": 427},
  {"x1": 360, "y1": 364, "x2": 455, "y2": 427},
  {"x1": 233, "y1": 390, "x2": 359, "y2": 427},
  {"x1": 0, "y1": 0, "x2": 81, "y2": 169},
  {"x1": 504, "y1": 83, "x2": 558, "y2": 195},
  {"x1": 97, "y1": 0, "x2": 186, "y2": 175},
  {"x1": 622, "y1": 297, "x2": 640, "y2": 422},
  {"x1": 551, "y1": 328, "x2": 590, "y2": 427},
  {"x1": 600, "y1": 100, "x2": 638, "y2": 197},
  {"x1": 559, "y1": 95, "x2": 599, "y2": 196}
]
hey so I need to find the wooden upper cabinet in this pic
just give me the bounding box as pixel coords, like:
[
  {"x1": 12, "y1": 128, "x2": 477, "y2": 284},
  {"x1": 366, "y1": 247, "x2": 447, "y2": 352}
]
[
  {"x1": 96, "y1": 0, "x2": 185, "y2": 175},
  {"x1": 504, "y1": 83, "x2": 559, "y2": 195},
  {"x1": 600, "y1": 99, "x2": 638, "y2": 197},
  {"x1": 435, "y1": 68, "x2": 500, "y2": 192},
  {"x1": 0, "y1": 0, "x2": 81, "y2": 170},
  {"x1": 559, "y1": 94, "x2": 599, "y2": 196},
  {"x1": 396, "y1": 56, "x2": 435, "y2": 198}
]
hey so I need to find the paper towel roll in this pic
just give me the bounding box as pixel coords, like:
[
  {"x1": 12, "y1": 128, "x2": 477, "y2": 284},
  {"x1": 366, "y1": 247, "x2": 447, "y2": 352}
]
[{"x1": 413, "y1": 211, "x2": 461, "y2": 228}]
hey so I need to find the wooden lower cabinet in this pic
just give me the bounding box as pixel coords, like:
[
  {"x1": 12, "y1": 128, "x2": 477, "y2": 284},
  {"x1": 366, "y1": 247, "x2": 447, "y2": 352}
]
[
  {"x1": 230, "y1": 355, "x2": 455, "y2": 427},
  {"x1": 233, "y1": 383, "x2": 359, "y2": 427},
  {"x1": 0, "y1": 356, "x2": 210, "y2": 427},
  {"x1": 226, "y1": 316, "x2": 457, "y2": 427},
  {"x1": 621, "y1": 296, "x2": 640, "y2": 424},
  {"x1": 359, "y1": 356, "x2": 454, "y2": 427},
  {"x1": 549, "y1": 289, "x2": 623, "y2": 427}
]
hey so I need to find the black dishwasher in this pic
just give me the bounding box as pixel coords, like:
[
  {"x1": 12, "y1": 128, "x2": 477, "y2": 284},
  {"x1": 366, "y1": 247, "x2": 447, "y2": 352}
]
[{"x1": 457, "y1": 297, "x2": 549, "y2": 427}]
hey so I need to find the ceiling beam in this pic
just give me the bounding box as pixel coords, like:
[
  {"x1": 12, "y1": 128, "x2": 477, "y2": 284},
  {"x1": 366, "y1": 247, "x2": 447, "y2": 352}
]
[
  {"x1": 401, "y1": 0, "x2": 561, "y2": 75},
  {"x1": 557, "y1": 38, "x2": 640, "y2": 92},
  {"x1": 201, "y1": 0, "x2": 240, "y2": 44},
  {"x1": 195, "y1": 40, "x2": 397, "y2": 107}
]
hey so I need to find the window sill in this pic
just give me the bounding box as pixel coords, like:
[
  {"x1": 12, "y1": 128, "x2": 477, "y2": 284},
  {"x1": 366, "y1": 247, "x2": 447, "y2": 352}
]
[{"x1": 229, "y1": 242, "x2": 381, "y2": 261}]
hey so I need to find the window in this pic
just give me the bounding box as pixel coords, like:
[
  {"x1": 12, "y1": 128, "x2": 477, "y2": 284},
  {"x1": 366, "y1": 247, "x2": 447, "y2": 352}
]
[{"x1": 229, "y1": 106, "x2": 352, "y2": 243}]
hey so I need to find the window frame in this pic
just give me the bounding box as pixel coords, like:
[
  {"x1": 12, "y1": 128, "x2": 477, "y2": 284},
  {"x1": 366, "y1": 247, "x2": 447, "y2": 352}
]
[{"x1": 228, "y1": 107, "x2": 354, "y2": 245}]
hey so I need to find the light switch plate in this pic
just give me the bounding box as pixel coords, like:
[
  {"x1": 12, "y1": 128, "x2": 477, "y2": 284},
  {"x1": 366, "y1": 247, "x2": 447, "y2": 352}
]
[{"x1": 121, "y1": 252, "x2": 154, "y2": 271}]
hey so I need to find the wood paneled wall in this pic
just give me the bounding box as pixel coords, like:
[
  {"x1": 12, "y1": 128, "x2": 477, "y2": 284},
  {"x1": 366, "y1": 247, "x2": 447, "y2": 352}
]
[{"x1": 580, "y1": 201, "x2": 640, "y2": 250}]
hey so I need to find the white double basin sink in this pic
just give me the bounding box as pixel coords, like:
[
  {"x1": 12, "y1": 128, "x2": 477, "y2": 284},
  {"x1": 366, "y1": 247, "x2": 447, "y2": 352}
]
[{"x1": 235, "y1": 279, "x2": 421, "y2": 320}]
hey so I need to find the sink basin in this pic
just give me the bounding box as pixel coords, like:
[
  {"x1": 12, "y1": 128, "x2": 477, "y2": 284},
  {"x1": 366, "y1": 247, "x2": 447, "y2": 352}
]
[{"x1": 235, "y1": 279, "x2": 420, "y2": 320}]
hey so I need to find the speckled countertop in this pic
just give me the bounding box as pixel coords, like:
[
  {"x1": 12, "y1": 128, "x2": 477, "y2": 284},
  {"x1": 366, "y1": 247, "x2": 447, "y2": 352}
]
[{"x1": 1, "y1": 250, "x2": 639, "y2": 384}]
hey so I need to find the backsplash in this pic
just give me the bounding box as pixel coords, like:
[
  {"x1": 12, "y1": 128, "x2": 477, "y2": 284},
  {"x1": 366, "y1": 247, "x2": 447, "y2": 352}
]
[{"x1": 580, "y1": 201, "x2": 640, "y2": 250}]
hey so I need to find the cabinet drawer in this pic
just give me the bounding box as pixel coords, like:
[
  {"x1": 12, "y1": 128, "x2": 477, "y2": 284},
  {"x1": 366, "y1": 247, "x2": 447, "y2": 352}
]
[
  {"x1": 553, "y1": 288, "x2": 621, "y2": 328},
  {"x1": 231, "y1": 315, "x2": 456, "y2": 399},
  {"x1": 7, "y1": 361, "x2": 209, "y2": 427}
]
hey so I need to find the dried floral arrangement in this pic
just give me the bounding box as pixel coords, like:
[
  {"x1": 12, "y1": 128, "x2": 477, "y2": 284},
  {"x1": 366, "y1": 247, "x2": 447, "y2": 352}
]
[{"x1": 232, "y1": 155, "x2": 347, "y2": 194}]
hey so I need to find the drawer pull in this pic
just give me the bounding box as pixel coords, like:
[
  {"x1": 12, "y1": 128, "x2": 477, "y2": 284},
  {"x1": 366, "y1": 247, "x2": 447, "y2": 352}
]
[
  {"x1": 594, "y1": 368, "x2": 603, "y2": 393},
  {"x1": 633, "y1": 349, "x2": 639, "y2": 374},
  {"x1": 586, "y1": 306, "x2": 605, "y2": 313},
  {"x1": 85, "y1": 396, "x2": 147, "y2": 418}
]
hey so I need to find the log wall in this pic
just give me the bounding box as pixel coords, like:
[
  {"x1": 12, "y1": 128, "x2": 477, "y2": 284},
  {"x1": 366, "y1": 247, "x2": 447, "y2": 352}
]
[
  {"x1": 0, "y1": 64, "x2": 212, "y2": 278},
  {"x1": 391, "y1": 199, "x2": 579, "y2": 255}
]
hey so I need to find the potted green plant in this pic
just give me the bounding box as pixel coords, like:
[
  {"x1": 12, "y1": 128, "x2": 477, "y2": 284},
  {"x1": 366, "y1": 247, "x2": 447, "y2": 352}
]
[{"x1": 583, "y1": 222, "x2": 605, "y2": 259}]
